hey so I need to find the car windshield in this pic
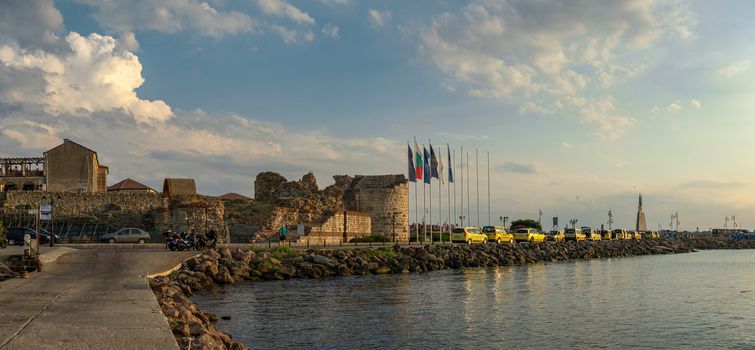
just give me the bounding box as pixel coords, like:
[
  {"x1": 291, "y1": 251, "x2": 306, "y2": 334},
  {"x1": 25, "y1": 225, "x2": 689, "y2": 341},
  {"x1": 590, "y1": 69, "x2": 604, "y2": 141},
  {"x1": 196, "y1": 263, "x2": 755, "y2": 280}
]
[
  {"x1": 452, "y1": 228, "x2": 465, "y2": 233},
  {"x1": 565, "y1": 229, "x2": 575, "y2": 234},
  {"x1": 467, "y1": 228, "x2": 481, "y2": 234},
  {"x1": 613, "y1": 230, "x2": 622, "y2": 233},
  {"x1": 516, "y1": 229, "x2": 530, "y2": 233},
  {"x1": 482, "y1": 226, "x2": 495, "y2": 233}
]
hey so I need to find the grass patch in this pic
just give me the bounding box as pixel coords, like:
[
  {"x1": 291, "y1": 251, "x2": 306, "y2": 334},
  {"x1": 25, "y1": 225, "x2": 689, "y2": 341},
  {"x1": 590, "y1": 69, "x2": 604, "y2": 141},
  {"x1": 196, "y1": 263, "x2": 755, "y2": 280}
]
[
  {"x1": 270, "y1": 246, "x2": 300, "y2": 260},
  {"x1": 362, "y1": 247, "x2": 398, "y2": 259}
]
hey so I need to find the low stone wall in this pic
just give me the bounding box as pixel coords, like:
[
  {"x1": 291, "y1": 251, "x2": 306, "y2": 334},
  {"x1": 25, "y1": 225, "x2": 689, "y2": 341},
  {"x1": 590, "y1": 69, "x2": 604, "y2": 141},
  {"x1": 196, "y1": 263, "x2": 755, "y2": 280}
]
[
  {"x1": 308, "y1": 211, "x2": 371, "y2": 241},
  {"x1": 2, "y1": 191, "x2": 161, "y2": 217}
]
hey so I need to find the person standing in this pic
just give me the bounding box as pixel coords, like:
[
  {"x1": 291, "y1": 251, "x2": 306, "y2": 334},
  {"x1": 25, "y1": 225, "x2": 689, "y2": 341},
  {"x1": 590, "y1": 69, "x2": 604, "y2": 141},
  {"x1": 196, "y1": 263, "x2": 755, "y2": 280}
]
[{"x1": 280, "y1": 226, "x2": 287, "y2": 242}]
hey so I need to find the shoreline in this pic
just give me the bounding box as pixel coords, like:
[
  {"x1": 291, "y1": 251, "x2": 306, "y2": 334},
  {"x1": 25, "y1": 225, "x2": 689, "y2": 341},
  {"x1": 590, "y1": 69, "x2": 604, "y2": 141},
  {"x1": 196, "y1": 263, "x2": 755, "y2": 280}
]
[{"x1": 149, "y1": 238, "x2": 755, "y2": 349}]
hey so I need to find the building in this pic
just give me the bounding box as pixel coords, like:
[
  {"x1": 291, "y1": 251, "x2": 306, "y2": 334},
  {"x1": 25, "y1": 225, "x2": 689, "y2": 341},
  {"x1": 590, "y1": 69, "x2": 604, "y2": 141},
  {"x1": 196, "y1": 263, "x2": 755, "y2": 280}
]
[
  {"x1": 218, "y1": 192, "x2": 251, "y2": 201},
  {"x1": 1, "y1": 139, "x2": 108, "y2": 192},
  {"x1": 108, "y1": 178, "x2": 156, "y2": 193},
  {"x1": 344, "y1": 174, "x2": 409, "y2": 241},
  {"x1": 636, "y1": 193, "x2": 647, "y2": 232},
  {"x1": 44, "y1": 139, "x2": 109, "y2": 192}
]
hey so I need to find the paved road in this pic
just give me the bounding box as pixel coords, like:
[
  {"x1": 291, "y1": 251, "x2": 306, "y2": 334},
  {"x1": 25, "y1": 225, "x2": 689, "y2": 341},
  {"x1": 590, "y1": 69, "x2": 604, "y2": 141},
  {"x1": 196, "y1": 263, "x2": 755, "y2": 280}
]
[{"x1": 0, "y1": 249, "x2": 196, "y2": 349}]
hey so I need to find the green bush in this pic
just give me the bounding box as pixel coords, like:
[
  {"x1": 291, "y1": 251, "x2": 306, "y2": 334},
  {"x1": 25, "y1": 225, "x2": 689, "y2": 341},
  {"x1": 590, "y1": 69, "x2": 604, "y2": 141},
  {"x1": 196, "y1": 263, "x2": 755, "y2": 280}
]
[
  {"x1": 270, "y1": 245, "x2": 300, "y2": 260},
  {"x1": 349, "y1": 234, "x2": 391, "y2": 243}
]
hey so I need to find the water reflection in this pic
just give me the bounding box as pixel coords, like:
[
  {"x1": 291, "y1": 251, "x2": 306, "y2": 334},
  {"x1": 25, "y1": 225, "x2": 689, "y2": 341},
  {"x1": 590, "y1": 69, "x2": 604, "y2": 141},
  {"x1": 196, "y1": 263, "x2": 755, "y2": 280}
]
[{"x1": 193, "y1": 251, "x2": 755, "y2": 349}]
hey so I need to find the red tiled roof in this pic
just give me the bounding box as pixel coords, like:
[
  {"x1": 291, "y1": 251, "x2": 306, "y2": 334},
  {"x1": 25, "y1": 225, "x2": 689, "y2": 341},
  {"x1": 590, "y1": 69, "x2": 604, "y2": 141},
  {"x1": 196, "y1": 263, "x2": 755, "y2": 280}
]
[
  {"x1": 218, "y1": 192, "x2": 251, "y2": 201},
  {"x1": 107, "y1": 178, "x2": 155, "y2": 192}
]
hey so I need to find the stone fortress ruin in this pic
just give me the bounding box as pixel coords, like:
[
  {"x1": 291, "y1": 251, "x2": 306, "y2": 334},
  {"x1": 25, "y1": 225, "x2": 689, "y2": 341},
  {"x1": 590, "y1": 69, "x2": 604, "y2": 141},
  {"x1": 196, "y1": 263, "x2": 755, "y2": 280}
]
[{"x1": 1, "y1": 139, "x2": 409, "y2": 243}]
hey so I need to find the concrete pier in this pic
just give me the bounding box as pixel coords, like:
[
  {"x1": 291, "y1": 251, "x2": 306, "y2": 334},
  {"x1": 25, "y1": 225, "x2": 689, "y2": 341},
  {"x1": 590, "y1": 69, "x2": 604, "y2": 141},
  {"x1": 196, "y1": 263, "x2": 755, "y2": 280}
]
[{"x1": 0, "y1": 249, "x2": 195, "y2": 349}]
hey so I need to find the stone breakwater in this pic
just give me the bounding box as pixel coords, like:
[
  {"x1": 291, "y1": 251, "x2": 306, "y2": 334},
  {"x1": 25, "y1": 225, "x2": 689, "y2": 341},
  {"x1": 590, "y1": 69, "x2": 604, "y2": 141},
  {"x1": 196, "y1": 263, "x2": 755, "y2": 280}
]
[{"x1": 149, "y1": 238, "x2": 755, "y2": 349}]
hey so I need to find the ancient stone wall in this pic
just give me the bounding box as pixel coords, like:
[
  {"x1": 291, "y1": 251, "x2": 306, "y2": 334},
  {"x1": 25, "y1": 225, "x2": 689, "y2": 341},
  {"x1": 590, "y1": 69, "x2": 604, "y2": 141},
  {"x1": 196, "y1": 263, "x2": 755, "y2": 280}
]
[
  {"x1": 308, "y1": 211, "x2": 371, "y2": 241},
  {"x1": 3, "y1": 191, "x2": 161, "y2": 217},
  {"x1": 157, "y1": 196, "x2": 228, "y2": 241},
  {"x1": 344, "y1": 175, "x2": 409, "y2": 242},
  {"x1": 254, "y1": 172, "x2": 287, "y2": 202}
]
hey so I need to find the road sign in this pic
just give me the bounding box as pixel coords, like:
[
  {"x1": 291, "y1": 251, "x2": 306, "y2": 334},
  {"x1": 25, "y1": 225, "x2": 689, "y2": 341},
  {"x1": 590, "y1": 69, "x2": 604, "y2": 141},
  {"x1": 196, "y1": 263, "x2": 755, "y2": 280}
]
[{"x1": 40, "y1": 204, "x2": 52, "y2": 221}]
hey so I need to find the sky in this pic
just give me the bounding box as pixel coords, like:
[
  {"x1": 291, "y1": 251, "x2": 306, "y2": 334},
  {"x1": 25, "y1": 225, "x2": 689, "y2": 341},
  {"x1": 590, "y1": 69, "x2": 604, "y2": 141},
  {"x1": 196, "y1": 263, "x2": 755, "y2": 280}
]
[{"x1": 1, "y1": 0, "x2": 754, "y2": 231}]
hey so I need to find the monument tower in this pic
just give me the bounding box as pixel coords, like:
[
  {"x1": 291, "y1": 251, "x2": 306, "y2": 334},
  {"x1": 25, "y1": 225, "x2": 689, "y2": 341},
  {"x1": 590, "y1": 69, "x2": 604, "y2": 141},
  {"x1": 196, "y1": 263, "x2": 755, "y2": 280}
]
[{"x1": 636, "y1": 193, "x2": 647, "y2": 232}]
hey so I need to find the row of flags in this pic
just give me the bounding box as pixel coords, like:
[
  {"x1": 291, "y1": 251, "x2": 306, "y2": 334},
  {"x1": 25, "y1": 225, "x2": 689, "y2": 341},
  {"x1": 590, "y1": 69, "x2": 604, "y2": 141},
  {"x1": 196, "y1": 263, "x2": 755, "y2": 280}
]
[{"x1": 407, "y1": 139, "x2": 454, "y2": 184}]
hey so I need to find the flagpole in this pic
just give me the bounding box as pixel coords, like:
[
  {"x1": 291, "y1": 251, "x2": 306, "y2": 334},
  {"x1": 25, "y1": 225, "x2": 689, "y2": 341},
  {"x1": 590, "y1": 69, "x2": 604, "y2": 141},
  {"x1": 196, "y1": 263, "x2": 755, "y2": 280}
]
[
  {"x1": 438, "y1": 148, "x2": 442, "y2": 244},
  {"x1": 460, "y1": 146, "x2": 464, "y2": 227},
  {"x1": 453, "y1": 148, "x2": 457, "y2": 229},
  {"x1": 423, "y1": 156, "x2": 426, "y2": 242},
  {"x1": 447, "y1": 145, "x2": 451, "y2": 243},
  {"x1": 467, "y1": 151, "x2": 470, "y2": 226},
  {"x1": 476, "y1": 148, "x2": 480, "y2": 228},
  {"x1": 487, "y1": 151, "x2": 490, "y2": 226}
]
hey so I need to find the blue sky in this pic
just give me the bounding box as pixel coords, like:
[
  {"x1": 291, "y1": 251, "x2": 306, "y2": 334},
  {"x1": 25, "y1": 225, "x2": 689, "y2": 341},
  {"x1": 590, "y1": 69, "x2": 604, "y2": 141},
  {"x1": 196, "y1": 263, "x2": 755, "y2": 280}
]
[{"x1": 1, "y1": 0, "x2": 754, "y2": 231}]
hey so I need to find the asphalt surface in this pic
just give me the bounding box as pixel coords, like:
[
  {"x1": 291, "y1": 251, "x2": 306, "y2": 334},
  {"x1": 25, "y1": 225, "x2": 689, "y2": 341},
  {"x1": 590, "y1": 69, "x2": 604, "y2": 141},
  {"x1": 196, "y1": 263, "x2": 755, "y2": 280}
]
[{"x1": 0, "y1": 249, "x2": 196, "y2": 349}]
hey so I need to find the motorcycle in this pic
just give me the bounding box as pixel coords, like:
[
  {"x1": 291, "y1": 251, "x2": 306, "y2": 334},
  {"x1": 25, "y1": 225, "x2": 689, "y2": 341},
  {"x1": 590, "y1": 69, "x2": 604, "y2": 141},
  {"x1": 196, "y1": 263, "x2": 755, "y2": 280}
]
[
  {"x1": 194, "y1": 235, "x2": 217, "y2": 250},
  {"x1": 168, "y1": 232, "x2": 193, "y2": 251}
]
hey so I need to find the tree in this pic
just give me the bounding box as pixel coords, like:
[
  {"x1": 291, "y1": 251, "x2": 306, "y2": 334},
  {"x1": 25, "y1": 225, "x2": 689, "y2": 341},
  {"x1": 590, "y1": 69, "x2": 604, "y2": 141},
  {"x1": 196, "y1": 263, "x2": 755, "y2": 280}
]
[{"x1": 510, "y1": 219, "x2": 542, "y2": 231}]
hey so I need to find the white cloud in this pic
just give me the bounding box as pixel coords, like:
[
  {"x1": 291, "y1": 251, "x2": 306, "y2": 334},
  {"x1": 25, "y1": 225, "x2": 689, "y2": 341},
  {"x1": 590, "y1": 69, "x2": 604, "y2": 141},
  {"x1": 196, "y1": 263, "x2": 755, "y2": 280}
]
[
  {"x1": 271, "y1": 25, "x2": 315, "y2": 44},
  {"x1": 74, "y1": 0, "x2": 255, "y2": 38},
  {"x1": 717, "y1": 59, "x2": 751, "y2": 78},
  {"x1": 368, "y1": 9, "x2": 392, "y2": 27},
  {"x1": 561, "y1": 142, "x2": 572, "y2": 149},
  {"x1": 615, "y1": 160, "x2": 630, "y2": 167},
  {"x1": 0, "y1": 32, "x2": 172, "y2": 124},
  {"x1": 690, "y1": 99, "x2": 701, "y2": 109},
  {"x1": 650, "y1": 106, "x2": 661, "y2": 113},
  {"x1": 0, "y1": 0, "x2": 63, "y2": 49},
  {"x1": 322, "y1": 23, "x2": 340, "y2": 38},
  {"x1": 667, "y1": 100, "x2": 682, "y2": 112},
  {"x1": 578, "y1": 97, "x2": 636, "y2": 141},
  {"x1": 257, "y1": 0, "x2": 315, "y2": 25},
  {"x1": 419, "y1": 0, "x2": 695, "y2": 140}
]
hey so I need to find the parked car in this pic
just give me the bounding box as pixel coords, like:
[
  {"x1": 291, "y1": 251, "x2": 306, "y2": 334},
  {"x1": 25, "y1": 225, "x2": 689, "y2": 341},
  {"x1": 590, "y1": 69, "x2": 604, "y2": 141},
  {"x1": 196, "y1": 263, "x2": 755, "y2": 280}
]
[
  {"x1": 100, "y1": 228, "x2": 151, "y2": 244},
  {"x1": 629, "y1": 230, "x2": 642, "y2": 240},
  {"x1": 642, "y1": 231, "x2": 660, "y2": 239},
  {"x1": 482, "y1": 225, "x2": 514, "y2": 244},
  {"x1": 451, "y1": 227, "x2": 487, "y2": 244},
  {"x1": 582, "y1": 227, "x2": 602, "y2": 241},
  {"x1": 612, "y1": 229, "x2": 629, "y2": 240},
  {"x1": 599, "y1": 229, "x2": 612, "y2": 240},
  {"x1": 546, "y1": 230, "x2": 565, "y2": 242},
  {"x1": 564, "y1": 227, "x2": 586, "y2": 242},
  {"x1": 514, "y1": 228, "x2": 547, "y2": 243},
  {"x1": 4, "y1": 227, "x2": 59, "y2": 246}
]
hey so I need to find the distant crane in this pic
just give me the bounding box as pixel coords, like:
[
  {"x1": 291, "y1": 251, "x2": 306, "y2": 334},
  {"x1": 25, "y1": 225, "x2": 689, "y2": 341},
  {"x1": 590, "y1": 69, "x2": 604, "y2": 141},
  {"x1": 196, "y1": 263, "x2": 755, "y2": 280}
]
[
  {"x1": 670, "y1": 212, "x2": 679, "y2": 231},
  {"x1": 732, "y1": 215, "x2": 737, "y2": 230},
  {"x1": 724, "y1": 216, "x2": 729, "y2": 229}
]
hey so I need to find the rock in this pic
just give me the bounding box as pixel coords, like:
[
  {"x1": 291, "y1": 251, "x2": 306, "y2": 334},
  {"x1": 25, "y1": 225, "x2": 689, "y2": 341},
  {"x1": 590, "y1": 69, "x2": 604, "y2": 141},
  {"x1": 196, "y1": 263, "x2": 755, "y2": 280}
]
[{"x1": 311, "y1": 255, "x2": 338, "y2": 267}]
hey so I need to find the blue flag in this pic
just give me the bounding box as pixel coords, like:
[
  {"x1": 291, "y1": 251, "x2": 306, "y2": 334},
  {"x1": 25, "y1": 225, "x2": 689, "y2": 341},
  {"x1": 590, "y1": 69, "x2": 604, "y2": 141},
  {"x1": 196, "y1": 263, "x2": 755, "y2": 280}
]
[
  {"x1": 423, "y1": 146, "x2": 431, "y2": 184},
  {"x1": 407, "y1": 144, "x2": 416, "y2": 182},
  {"x1": 429, "y1": 144, "x2": 439, "y2": 179},
  {"x1": 447, "y1": 144, "x2": 453, "y2": 183}
]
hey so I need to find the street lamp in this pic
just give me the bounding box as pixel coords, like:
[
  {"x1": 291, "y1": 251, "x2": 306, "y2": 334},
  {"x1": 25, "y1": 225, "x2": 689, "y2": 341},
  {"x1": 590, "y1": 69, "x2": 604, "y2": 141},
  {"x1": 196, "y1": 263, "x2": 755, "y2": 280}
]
[
  {"x1": 503, "y1": 216, "x2": 509, "y2": 228},
  {"x1": 459, "y1": 215, "x2": 466, "y2": 227}
]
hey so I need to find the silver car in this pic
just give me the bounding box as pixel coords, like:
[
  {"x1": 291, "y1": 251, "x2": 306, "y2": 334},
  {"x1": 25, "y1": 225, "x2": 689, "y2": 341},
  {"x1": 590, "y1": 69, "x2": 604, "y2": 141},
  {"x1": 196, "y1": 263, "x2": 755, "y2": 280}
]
[{"x1": 101, "y1": 228, "x2": 151, "y2": 244}]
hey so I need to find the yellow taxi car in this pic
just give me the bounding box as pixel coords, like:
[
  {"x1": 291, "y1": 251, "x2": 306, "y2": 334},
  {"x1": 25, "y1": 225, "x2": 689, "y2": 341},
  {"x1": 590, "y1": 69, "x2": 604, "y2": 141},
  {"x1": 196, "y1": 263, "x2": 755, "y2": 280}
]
[
  {"x1": 612, "y1": 229, "x2": 629, "y2": 240},
  {"x1": 564, "y1": 227, "x2": 586, "y2": 241},
  {"x1": 451, "y1": 227, "x2": 488, "y2": 244},
  {"x1": 514, "y1": 228, "x2": 547, "y2": 243},
  {"x1": 630, "y1": 230, "x2": 642, "y2": 240},
  {"x1": 599, "y1": 229, "x2": 612, "y2": 240},
  {"x1": 642, "y1": 231, "x2": 660, "y2": 239},
  {"x1": 482, "y1": 225, "x2": 515, "y2": 244},
  {"x1": 546, "y1": 230, "x2": 565, "y2": 242},
  {"x1": 582, "y1": 227, "x2": 602, "y2": 241}
]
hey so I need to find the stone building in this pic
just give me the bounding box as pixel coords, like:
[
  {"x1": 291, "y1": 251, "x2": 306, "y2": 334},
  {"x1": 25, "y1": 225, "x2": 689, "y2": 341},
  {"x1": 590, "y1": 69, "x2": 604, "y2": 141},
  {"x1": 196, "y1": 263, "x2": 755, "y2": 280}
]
[
  {"x1": 343, "y1": 175, "x2": 409, "y2": 242},
  {"x1": 636, "y1": 193, "x2": 647, "y2": 232},
  {"x1": 45, "y1": 139, "x2": 109, "y2": 192},
  {"x1": 1, "y1": 139, "x2": 109, "y2": 192}
]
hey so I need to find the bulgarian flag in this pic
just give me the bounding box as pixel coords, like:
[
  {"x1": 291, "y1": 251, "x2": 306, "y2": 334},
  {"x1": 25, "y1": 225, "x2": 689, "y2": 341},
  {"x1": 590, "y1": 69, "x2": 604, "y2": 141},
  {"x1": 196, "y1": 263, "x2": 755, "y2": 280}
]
[{"x1": 414, "y1": 138, "x2": 423, "y2": 180}]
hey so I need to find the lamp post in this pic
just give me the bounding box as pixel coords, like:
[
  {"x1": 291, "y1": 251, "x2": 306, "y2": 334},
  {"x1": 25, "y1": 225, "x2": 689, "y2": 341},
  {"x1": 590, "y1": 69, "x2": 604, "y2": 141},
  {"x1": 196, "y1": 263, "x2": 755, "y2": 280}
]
[
  {"x1": 459, "y1": 215, "x2": 466, "y2": 227},
  {"x1": 503, "y1": 216, "x2": 509, "y2": 228}
]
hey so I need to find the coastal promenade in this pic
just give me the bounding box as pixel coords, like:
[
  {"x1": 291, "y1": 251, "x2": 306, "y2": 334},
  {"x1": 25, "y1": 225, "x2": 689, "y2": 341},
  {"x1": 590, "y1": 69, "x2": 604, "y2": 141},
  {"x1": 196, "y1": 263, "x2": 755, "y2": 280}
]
[{"x1": 0, "y1": 248, "x2": 195, "y2": 349}]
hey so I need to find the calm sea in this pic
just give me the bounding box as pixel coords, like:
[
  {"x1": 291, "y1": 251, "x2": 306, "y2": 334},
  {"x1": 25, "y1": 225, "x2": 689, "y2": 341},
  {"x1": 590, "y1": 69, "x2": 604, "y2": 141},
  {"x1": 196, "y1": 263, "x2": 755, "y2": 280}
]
[{"x1": 192, "y1": 250, "x2": 755, "y2": 349}]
